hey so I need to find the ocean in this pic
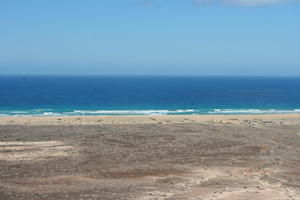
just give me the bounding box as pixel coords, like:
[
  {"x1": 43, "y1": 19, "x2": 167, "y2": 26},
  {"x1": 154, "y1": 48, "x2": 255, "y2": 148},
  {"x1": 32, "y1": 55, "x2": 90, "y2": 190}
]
[{"x1": 0, "y1": 76, "x2": 300, "y2": 116}]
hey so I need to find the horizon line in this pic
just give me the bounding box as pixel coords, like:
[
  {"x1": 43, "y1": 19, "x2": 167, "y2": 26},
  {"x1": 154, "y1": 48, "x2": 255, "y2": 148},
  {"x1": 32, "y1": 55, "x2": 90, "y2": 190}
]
[{"x1": 1, "y1": 74, "x2": 300, "y2": 78}]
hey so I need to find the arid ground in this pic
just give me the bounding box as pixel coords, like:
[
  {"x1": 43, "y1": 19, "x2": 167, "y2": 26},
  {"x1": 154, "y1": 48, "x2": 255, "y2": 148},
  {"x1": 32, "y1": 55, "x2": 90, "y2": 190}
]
[{"x1": 0, "y1": 115, "x2": 299, "y2": 200}]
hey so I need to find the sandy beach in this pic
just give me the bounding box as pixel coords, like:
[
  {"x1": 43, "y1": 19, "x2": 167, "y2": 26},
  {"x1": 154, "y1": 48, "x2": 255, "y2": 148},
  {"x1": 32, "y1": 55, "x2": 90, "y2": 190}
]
[{"x1": 0, "y1": 114, "x2": 299, "y2": 200}]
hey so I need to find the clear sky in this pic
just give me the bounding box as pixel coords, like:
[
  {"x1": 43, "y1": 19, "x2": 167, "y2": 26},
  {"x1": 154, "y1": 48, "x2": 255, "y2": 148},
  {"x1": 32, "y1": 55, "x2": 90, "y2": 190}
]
[{"x1": 0, "y1": 0, "x2": 299, "y2": 76}]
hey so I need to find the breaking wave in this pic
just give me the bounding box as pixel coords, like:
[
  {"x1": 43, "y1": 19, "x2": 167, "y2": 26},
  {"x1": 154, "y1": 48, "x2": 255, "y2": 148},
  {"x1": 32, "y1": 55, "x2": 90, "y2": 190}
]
[
  {"x1": 208, "y1": 109, "x2": 300, "y2": 114},
  {"x1": 68, "y1": 109, "x2": 195, "y2": 115},
  {"x1": 0, "y1": 109, "x2": 196, "y2": 116},
  {"x1": 0, "y1": 108, "x2": 300, "y2": 116}
]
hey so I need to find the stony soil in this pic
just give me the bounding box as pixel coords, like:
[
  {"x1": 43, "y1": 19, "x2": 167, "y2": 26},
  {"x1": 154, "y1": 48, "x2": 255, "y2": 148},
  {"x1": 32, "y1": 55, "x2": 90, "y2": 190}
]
[{"x1": 0, "y1": 117, "x2": 299, "y2": 200}]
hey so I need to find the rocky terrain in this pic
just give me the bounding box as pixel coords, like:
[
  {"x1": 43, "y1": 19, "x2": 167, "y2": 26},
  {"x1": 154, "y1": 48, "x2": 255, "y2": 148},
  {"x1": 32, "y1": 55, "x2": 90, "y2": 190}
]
[{"x1": 0, "y1": 115, "x2": 299, "y2": 199}]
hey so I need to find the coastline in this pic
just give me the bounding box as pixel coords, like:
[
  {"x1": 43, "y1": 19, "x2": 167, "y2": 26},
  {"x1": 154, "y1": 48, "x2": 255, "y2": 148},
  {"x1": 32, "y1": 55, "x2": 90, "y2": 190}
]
[{"x1": 1, "y1": 113, "x2": 300, "y2": 126}]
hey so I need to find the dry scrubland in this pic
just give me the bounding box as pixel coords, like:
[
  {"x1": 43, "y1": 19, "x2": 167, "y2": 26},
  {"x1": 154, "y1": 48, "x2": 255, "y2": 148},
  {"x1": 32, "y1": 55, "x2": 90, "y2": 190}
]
[{"x1": 0, "y1": 115, "x2": 300, "y2": 200}]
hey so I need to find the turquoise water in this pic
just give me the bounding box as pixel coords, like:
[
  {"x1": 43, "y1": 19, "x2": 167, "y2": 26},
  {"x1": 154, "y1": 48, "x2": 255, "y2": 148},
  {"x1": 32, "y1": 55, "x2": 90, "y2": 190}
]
[{"x1": 1, "y1": 76, "x2": 300, "y2": 116}]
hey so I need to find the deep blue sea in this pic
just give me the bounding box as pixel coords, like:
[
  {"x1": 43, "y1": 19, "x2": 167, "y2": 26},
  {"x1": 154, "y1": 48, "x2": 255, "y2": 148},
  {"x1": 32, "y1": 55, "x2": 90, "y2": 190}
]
[{"x1": 0, "y1": 76, "x2": 300, "y2": 116}]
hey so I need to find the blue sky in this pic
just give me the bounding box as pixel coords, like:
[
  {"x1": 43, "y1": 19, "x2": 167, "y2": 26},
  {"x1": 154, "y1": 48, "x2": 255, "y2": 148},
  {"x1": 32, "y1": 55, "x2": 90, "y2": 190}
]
[{"x1": 0, "y1": 0, "x2": 299, "y2": 76}]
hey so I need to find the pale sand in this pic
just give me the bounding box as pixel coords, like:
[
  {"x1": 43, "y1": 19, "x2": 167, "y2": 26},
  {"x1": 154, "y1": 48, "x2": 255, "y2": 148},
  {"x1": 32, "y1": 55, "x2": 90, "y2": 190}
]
[
  {"x1": 0, "y1": 114, "x2": 299, "y2": 200},
  {"x1": 1, "y1": 114, "x2": 300, "y2": 126}
]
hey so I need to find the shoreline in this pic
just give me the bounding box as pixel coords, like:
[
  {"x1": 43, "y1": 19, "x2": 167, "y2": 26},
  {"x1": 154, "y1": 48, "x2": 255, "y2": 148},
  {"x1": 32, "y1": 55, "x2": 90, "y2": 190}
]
[
  {"x1": 1, "y1": 108, "x2": 300, "y2": 116},
  {"x1": 1, "y1": 113, "x2": 300, "y2": 126}
]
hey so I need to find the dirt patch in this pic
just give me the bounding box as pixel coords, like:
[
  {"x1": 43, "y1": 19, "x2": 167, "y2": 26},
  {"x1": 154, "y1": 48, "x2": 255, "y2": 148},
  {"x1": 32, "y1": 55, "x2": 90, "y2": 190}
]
[{"x1": 0, "y1": 141, "x2": 74, "y2": 161}]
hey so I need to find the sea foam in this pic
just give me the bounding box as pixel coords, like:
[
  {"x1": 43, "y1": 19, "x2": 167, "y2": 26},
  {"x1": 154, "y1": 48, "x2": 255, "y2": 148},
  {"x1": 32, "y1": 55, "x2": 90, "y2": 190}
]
[
  {"x1": 1, "y1": 108, "x2": 300, "y2": 116},
  {"x1": 69, "y1": 109, "x2": 195, "y2": 115},
  {"x1": 209, "y1": 109, "x2": 300, "y2": 114}
]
